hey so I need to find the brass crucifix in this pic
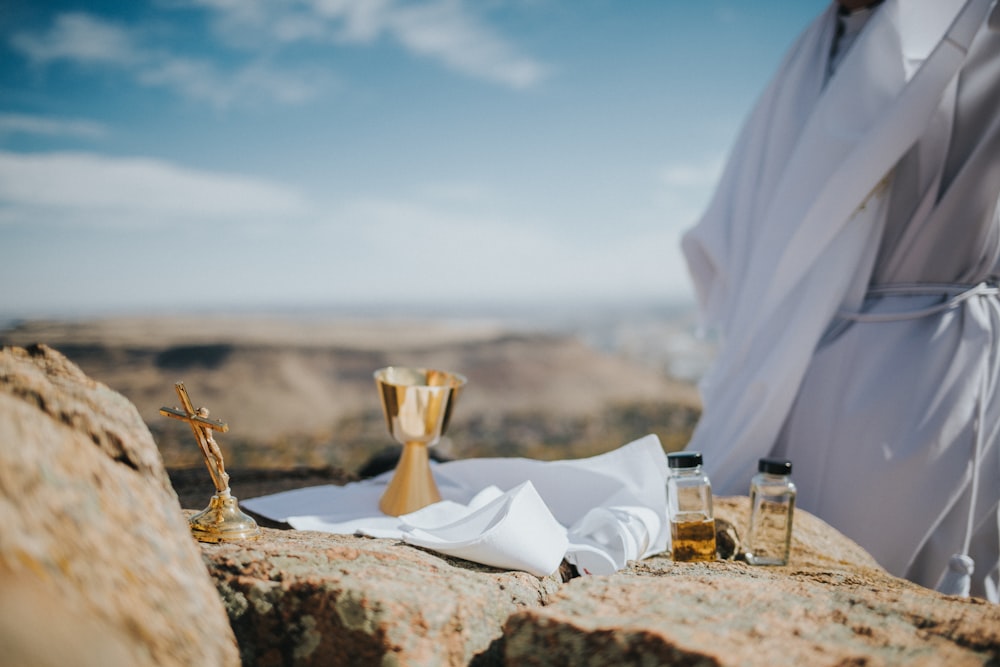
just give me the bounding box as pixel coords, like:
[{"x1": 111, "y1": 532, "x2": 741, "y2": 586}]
[
  {"x1": 160, "y1": 382, "x2": 231, "y2": 495},
  {"x1": 160, "y1": 382, "x2": 259, "y2": 542}
]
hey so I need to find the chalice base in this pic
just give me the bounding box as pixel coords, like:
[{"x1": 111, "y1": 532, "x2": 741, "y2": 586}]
[
  {"x1": 379, "y1": 442, "x2": 442, "y2": 516},
  {"x1": 189, "y1": 491, "x2": 262, "y2": 543}
]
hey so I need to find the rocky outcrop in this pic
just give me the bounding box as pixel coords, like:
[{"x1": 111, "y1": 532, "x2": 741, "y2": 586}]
[
  {"x1": 502, "y1": 565, "x2": 1000, "y2": 667},
  {"x1": 0, "y1": 344, "x2": 240, "y2": 667},
  {"x1": 201, "y1": 528, "x2": 563, "y2": 667},
  {"x1": 194, "y1": 495, "x2": 1000, "y2": 667},
  {"x1": 3, "y1": 342, "x2": 998, "y2": 667},
  {"x1": 503, "y1": 497, "x2": 1000, "y2": 666}
]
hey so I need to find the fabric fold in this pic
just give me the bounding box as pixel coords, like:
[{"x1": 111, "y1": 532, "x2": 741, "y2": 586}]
[
  {"x1": 242, "y1": 434, "x2": 668, "y2": 577},
  {"x1": 566, "y1": 505, "x2": 660, "y2": 575},
  {"x1": 401, "y1": 482, "x2": 568, "y2": 577}
]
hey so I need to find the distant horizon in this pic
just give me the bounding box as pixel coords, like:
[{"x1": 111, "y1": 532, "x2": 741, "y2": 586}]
[
  {"x1": 0, "y1": 293, "x2": 715, "y2": 384},
  {"x1": 1, "y1": 292, "x2": 699, "y2": 325}
]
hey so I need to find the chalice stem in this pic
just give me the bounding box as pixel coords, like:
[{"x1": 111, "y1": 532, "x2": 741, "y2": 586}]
[{"x1": 378, "y1": 441, "x2": 442, "y2": 516}]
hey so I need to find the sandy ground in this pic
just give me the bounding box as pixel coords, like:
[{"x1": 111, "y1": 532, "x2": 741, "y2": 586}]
[{"x1": 2, "y1": 315, "x2": 702, "y2": 472}]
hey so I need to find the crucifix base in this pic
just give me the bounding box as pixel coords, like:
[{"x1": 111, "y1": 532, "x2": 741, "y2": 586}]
[{"x1": 189, "y1": 491, "x2": 261, "y2": 543}]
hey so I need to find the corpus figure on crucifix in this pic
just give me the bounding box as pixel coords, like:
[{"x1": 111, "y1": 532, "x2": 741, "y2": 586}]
[{"x1": 161, "y1": 382, "x2": 231, "y2": 496}]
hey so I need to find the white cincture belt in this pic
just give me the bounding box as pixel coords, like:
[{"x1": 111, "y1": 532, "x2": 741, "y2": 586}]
[
  {"x1": 837, "y1": 281, "x2": 1000, "y2": 323},
  {"x1": 835, "y1": 278, "x2": 1000, "y2": 599}
]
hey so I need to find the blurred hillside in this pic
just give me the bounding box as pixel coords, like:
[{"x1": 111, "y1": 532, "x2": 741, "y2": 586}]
[{"x1": 0, "y1": 307, "x2": 710, "y2": 474}]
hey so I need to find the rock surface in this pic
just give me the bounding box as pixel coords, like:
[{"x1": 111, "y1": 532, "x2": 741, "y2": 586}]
[
  {"x1": 0, "y1": 344, "x2": 240, "y2": 667},
  {"x1": 502, "y1": 497, "x2": 1000, "y2": 667},
  {"x1": 195, "y1": 493, "x2": 1000, "y2": 667},
  {"x1": 200, "y1": 527, "x2": 563, "y2": 667}
]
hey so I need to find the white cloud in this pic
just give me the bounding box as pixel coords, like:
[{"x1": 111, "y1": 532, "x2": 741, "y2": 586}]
[
  {"x1": 388, "y1": 1, "x2": 547, "y2": 89},
  {"x1": 312, "y1": 0, "x2": 395, "y2": 42},
  {"x1": 0, "y1": 113, "x2": 109, "y2": 140},
  {"x1": 136, "y1": 56, "x2": 328, "y2": 108},
  {"x1": 10, "y1": 12, "x2": 141, "y2": 66},
  {"x1": 339, "y1": 197, "x2": 549, "y2": 275},
  {"x1": 659, "y1": 159, "x2": 723, "y2": 189},
  {"x1": 0, "y1": 151, "x2": 312, "y2": 229},
  {"x1": 9, "y1": 12, "x2": 329, "y2": 109},
  {"x1": 8, "y1": 3, "x2": 545, "y2": 107},
  {"x1": 335, "y1": 194, "x2": 691, "y2": 302},
  {"x1": 182, "y1": 0, "x2": 549, "y2": 88},
  {"x1": 0, "y1": 149, "x2": 695, "y2": 311}
]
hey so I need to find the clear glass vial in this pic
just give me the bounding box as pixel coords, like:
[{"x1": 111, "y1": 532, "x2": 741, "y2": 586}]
[
  {"x1": 666, "y1": 451, "x2": 716, "y2": 562},
  {"x1": 745, "y1": 458, "x2": 796, "y2": 566}
]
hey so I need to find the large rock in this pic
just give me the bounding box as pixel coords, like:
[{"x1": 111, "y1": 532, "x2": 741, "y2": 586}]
[
  {"x1": 0, "y1": 344, "x2": 240, "y2": 667},
  {"x1": 197, "y1": 495, "x2": 1000, "y2": 666},
  {"x1": 502, "y1": 497, "x2": 1000, "y2": 666},
  {"x1": 200, "y1": 528, "x2": 563, "y2": 667},
  {"x1": 503, "y1": 572, "x2": 1000, "y2": 666}
]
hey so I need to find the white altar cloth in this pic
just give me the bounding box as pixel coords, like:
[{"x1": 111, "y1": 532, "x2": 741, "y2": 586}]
[{"x1": 242, "y1": 434, "x2": 668, "y2": 577}]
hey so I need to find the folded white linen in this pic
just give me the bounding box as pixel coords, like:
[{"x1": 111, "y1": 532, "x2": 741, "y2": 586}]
[
  {"x1": 401, "y1": 481, "x2": 568, "y2": 576},
  {"x1": 242, "y1": 434, "x2": 669, "y2": 577}
]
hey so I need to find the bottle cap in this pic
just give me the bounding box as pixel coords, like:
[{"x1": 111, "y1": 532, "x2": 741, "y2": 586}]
[
  {"x1": 667, "y1": 451, "x2": 703, "y2": 469},
  {"x1": 758, "y1": 458, "x2": 792, "y2": 475}
]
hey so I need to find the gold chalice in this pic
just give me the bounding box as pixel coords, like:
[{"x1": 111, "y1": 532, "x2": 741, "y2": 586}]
[{"x1": 374, "y1": 366, "x2": 466, "y2": 516}]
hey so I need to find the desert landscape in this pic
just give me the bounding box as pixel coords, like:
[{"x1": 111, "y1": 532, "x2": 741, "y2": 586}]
[{"x1": 0, "y1": 304, "x2": 710, "y2": 484}]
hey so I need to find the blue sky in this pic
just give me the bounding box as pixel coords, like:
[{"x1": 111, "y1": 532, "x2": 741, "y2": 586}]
[{"x1": 0, "y1": 0, "x2": 829, "y2": 317}]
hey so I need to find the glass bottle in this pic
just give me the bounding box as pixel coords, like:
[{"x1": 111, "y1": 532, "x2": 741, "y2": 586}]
[
  {"x1": 666, "y1": 451, "x2": 716, "y2": 562},
  {"x1": 745, "y1": 458, "x2": 796, "y2": 566}
]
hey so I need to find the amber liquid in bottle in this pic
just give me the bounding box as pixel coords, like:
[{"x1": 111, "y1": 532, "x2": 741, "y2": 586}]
[{"x1": 670, "y1": 514, "x2": 717, "y2": 562}]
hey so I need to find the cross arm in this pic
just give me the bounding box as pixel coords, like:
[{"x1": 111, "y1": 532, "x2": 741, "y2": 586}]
[{"x1": 159, "y1": 406, "x2": 229, "y2": 433}]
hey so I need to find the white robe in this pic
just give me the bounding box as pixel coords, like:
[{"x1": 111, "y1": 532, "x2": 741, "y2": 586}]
[{"x1": 682, "y1": 0, "x2": 1000, "y2": 599}]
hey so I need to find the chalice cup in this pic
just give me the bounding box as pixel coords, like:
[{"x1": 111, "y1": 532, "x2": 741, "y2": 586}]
[{"x1": 374, "y1": 366, "x2": 466, "y2": 516}]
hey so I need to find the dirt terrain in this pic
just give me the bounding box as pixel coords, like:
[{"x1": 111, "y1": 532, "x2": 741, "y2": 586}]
[{"x1": 1, "y1": 315, "x2": 702, "y2": 474}]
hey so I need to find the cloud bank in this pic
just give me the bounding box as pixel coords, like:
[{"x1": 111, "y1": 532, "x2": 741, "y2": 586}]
[
  {"x1": 0, "y1": 151, "x2": 312, "y2": 229},
  {"x1": 8, "y1": 1, "x2": 548, "y2": 109},
  {"x1": 0, "y1": 148, "x2": 696, "y2": 310},
  {"x1": 0, "y1": 113, "x2": 109, "y2": 140}
]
